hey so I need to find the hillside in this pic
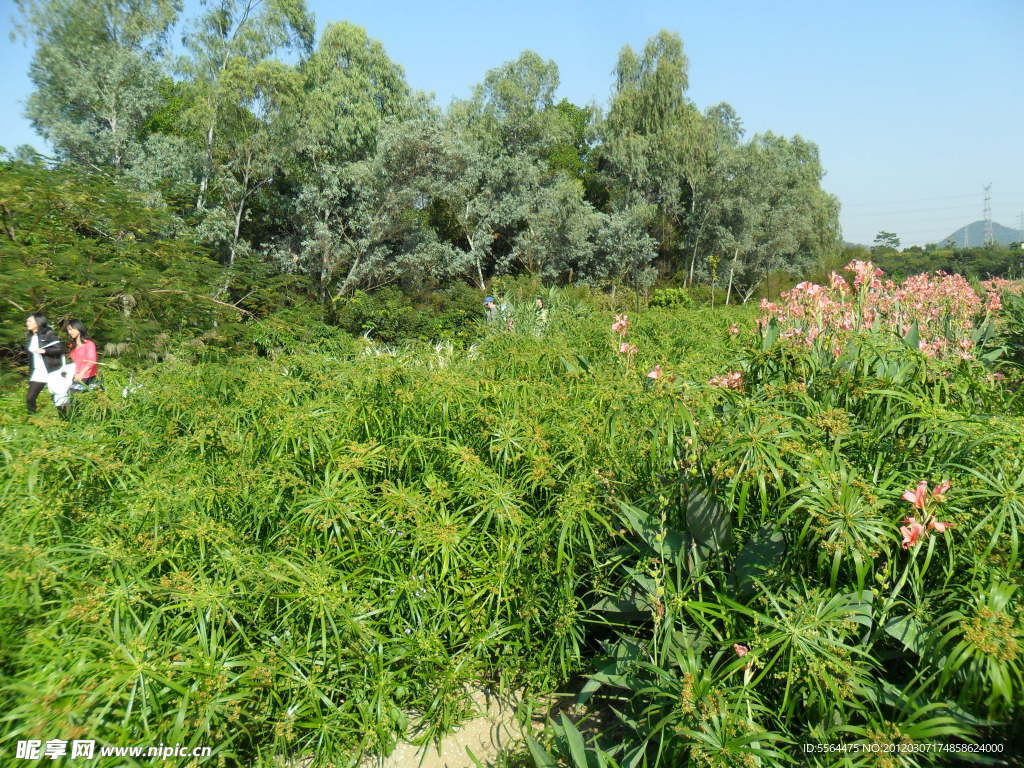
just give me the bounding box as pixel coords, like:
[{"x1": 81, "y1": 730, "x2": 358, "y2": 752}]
[{"x1": 942, "y1": 219, "x2": 1022, "y2": 247}]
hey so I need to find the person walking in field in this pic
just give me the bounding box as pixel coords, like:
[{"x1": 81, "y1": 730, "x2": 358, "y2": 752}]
[
  {"x1": 65, "y1": 319, "x2": 100, "y2": 390},
  {"x1": 24, "y1": 313, "x2": 67, "y2": 415},
  {"x1": 534, "y1": 297, "x2": 548, "y2": 328},
  {"x1": 484, "y1": 296, "x2": 499, "y2": 324}
]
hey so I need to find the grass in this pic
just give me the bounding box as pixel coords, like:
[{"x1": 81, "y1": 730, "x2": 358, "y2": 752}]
[
  {"x1": 0, "y1": 298, "x2": 749, "y2": 766},
  {"x1": 3, "y1": 287, "x2": 1023, "y2": 768}
]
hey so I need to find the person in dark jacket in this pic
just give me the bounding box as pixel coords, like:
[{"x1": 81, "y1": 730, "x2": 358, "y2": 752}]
[{"x1": 25, "y1": 313, "x2": 66, "y2": 415}]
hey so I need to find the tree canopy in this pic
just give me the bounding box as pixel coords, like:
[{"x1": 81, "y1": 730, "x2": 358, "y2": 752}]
[{"x1": 7, "y1": 7, "x2": 851, "y2": 351}]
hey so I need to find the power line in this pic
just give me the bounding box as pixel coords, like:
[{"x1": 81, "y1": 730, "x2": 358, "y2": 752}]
[
  {"x1": 842, "y1": 204, "x2": 992, "y2": 217},
  {"x1": 840, "y1": 193, "x2": 980, "y2": 208}
]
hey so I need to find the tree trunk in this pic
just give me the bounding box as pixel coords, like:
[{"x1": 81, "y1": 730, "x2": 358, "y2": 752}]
[
  {"x1": 475, "y1": 257, "x2": 485, "y2": 291},
  {"x1": 229, "y1": 168, "x2": 257, "y2": 268},
  {"x1": 197, "y1": 122, "x2": 215, "y2": 211},
  {"x1": 687, "y1": 208, "x2": 713, "y2": 287},
  {"x1": 465, "y1": 230, "x2": 485, "y2": 290},
  {"x1": 740, "y1": 280, "x2": 761, "y2": 304},
  {"x1": 230, "y1": 199, "x2": 245, "y2": 268},
  {"x1": 110, "y1": 111, "x2": 122, "y2": 170},
  {"x1": 725, "y1": 247, "x2": 739, "y2": 306}
]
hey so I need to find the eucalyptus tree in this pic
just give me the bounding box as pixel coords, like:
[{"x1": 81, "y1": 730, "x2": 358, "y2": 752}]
[
  {"x1": 15, "y1": 0, "x2": 181, "y2": 170},
  {"x1": 179, "y1": 0, "x2": 314, "y2": 212},
  {"x1": 707, "y1": 133, "x2": 840, "y2": 302},
  {"x1": 208, "y1": 60, "x2": 302, "y2": 266},
  {"x1": 585, "y1": 205, "x2": 660, "y2": 291},
  {"x1": 344, "y1": 114, "x2": 534, "y2": 293},
  {"x1": 512, "y1": 176, "x2": 597, "y2": 280},
  {"x1": 270, "y1": 21, "x2": 414, "y2": 300},
  {"x1": 509, "y1": 177, "x2": 658, "y2": 289},
  {"x1": 438, "y1": 51, "x2": 601, "y2": 287},
  {"x1": 601, "y1": 30, "x2": 707, "y2": 272},
  {"x1": 453, "y1": 50, "x2": 568, "y2": 158}
]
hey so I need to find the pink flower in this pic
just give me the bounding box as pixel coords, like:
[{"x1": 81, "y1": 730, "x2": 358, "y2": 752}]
[
  {"x1": 611, "y1": 314, "x2": 629, "y2": 337},
  {"x1": 902, "y1": 480, "x2": 951, "y2": 509},
  {"x1": 928, "y1": 519, "x2": 954, "y2": 533},
  {"x1": 900, "y1": 518, "x2": 925, "y2": 549},
  {"x1": 647, "y1": 365, "x2": 662, "y2": 380},
  {"x1": 618, "y1": 342, "x2": 637, "y2": 356},
  {"x1": 733, "y1": 643, "x2": 749, "y2": 658},
  {"x1": 901, "y1": 481, "x2": 928, "y2": 510},
  {"x1": 709, "y1": 371, "x2": 744, "y2": 391},
  {"x1": 728, "y1": 323, "x2": 740, "y2": 336},
  {"x1": 830, "y1": 271, "x2": 850, "y2": 294}
]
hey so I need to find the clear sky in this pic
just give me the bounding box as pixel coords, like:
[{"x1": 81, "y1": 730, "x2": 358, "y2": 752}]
[{"x1": 2, "y1": 0, "x2": 1022, "y2": 246}]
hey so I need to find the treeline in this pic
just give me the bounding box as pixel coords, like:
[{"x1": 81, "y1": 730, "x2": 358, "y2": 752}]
[
  {"x1": 854, "y1": 244, "x2": 1024, "y2": 282},
  {"x1": 5, "y1": 0, "x2": 841, "y2": 321}
]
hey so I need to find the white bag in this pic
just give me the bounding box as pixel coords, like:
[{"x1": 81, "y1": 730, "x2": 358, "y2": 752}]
[{"x1": 47, "y1": 359, "x2": 77, "y2": 407}]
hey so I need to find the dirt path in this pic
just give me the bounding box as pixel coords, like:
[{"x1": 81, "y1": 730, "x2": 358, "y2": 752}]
[{"x1": 361, "y1": 689, "x2": 538, "y2": 768}]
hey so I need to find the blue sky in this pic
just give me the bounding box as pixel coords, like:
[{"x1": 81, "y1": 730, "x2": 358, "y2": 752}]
[{"x1": 2, "y1": 0, "x2": 1022, "y2": 246}]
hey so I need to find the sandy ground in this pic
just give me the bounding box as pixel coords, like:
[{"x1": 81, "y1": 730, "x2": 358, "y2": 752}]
[{"x1": 360, "y1": 689, "x2": 538, "y2": 768}]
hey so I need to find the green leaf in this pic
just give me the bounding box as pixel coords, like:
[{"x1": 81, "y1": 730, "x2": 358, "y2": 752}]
[
  {"x1": 902, "y1": 320, "x2": 920, "y2": 351},
  {"x1": 883, "y1": 614, "x2": 926, "y2": 655},
  {"x1": 591, "y1": 586, "x2": 651, "y2": 619},
  {"x1": 577, "y1": 661, "x2": 625, "y2": 705},
  {"x1": 840, "y1": 589, "x2": 874, "y2": 629},
  {"x1": 761, "y1": 318, "x2": 779, "y2": 351},
  {"x1": 560, "y1": 713, "x2": 588, "y2": 767},
  {"x1": 731, "y1": 528, "x2": 786, "y2": 599},
  {"x1": 685, "y1": 489, "x2": 732, "y2": 552},
  {"x1": 617, "y1": 499, "x2": 689, "y2": 560},
  {"x1": 526, "y1": 736, "x2": 557, "y2": 768}
]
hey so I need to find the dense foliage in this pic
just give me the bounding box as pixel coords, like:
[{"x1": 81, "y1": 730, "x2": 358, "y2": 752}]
[
  {"x1": 1, "y1": 296, "x2": 737, "y2": 765},
  {"x1": 6, "y1": 3, "x2": 1024, "y2": 767},
  {"x1": 3, "y1": 271, "x2": 1024, "y2": 766},
  {"x1": 9, "y1": 0, "x2": 842, "y2": 312},
  {"x1": 853, "y1": 243, "x2": 1024, "y2": 283},
  {"x1": 0, "y1": 162, "x2": 241, "y2": 361},
  {"x1": 526, "y1": 269, "x2": 1024, "y2": 768}
]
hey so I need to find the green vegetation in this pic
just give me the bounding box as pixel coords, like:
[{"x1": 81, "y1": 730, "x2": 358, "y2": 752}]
[
  {"x1": 4, "y1": 271, "x2": 1024, "y2": 765},
  {"x1": 7, "y1": 0, "x2": 842, "y2": 327},
  {"x1": 5, "y1": 3, "x2": 1024, "y2": 766},
  {"x1": 1, "y1": 296, "x2": 742, "y2": 764}
]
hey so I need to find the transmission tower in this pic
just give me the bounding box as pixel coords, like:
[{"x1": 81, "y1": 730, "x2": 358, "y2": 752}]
[{"x1": 983, "y1": 184, "x2": 994, "y2": 246}]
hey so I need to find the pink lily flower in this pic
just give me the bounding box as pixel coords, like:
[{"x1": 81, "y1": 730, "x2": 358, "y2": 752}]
[
  {"x1": 901, "y1": 481, "x2": 929, "y2": 510},
  {"x1": 733, "y1": 644, "x2": 749, "y2": 658},
  {"x1": 928, "y1": 519, "x2": 954, "y2": 533},
  {"x1": 900, "y1": 518, "x2": 925, "y2": 549},
  {"x1": 647, "y1": 365, "x2": 662, "y2": 380},
  {"x1": 931, "y1": 481, "x2": 951, "y2": 502}
]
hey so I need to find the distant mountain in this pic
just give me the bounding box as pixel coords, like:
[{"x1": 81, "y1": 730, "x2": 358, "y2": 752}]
[{"x1": 941, "y1": 220, "x2": 1022, "y2": 248}]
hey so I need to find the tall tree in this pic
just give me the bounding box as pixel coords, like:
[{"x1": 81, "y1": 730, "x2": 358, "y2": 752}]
[
  {"x1": 453, "y1": 50, "x2": 566, "y2": 156},
  {"x1": 707, "y1": 133, "x2": 840, "y2": 302},
  {"x1": 180, "y1": 0, "x2": 314, "y2": 212},
  {"x1": 601, "y1": 30, "x2": 704, "y2": 272},
  {"x1": 16, "y1": 0, "x2": 181, "y2": 170},
  {"x1": 271, "y1": 22, "x2": 414, "y2": 299},
  {"x1": 605, "y1": 30, "x2": 689, "y2": 137}
]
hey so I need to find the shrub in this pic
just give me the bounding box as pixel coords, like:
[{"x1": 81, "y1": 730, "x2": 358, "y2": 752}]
[{"x1": 648, "y1": 286, "x2": 694, "y2": 309}]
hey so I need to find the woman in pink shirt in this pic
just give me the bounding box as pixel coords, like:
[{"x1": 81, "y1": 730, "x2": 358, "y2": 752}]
[{"x1": 65, "y1": 319, "x2": 99, "y2": 388}]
